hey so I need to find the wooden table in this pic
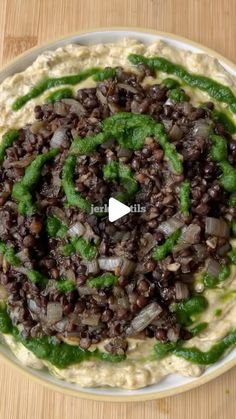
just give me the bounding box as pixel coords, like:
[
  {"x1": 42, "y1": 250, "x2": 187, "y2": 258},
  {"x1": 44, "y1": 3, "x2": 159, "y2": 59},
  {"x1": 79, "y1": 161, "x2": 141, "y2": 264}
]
[{"x1": 0, "y1": 0, "x2": 236, "y2": 417}]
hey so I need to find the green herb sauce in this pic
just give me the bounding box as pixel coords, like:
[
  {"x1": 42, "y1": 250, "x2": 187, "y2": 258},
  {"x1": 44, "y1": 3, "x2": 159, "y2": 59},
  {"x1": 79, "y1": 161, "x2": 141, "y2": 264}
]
[
  {"x1": 154, "y1": 329, "x2": 236, "y2": 364},
  {"x1": 70, "y1": 113, "x2": 183, "y2": 174},
  {"x1": 128, "y1": 53, "x2": 236, "y2": 113},
  {"x1": 179, "y1": 180, "x2": 191, "y2": 216},
  {"x1": 103, "y1": 161, "x2": 138, "y2": 202},
  {"x1": 45, "y1": 88, "x2": 73, "y2": 103},
  {"x1": 169, "y1": 88, "x2": 189, "y2": 102},
  {"x1": 212, "y1": 110, "x2": 236, "y2": 134},
  {"x1": 46, "y1": 216, "x2": 68, "y2": 238},
  {"x1": 11, "y1": 68, "x2": 101, "y2": 111},
  {"x1": 88, "y1": 273, "x2": 118, "y2": 288},
  {"x1": 0, "y1": 129, "x2": 19, "y2": 165},
  {"x1": 61, "y1": 236, "x2": 97, "y2": 260},
  {"x1": 189, "y1": 322, "x2": 208, "y2": 337},
  {"x1": 162, "y1": 78, "x2": 180, "y2": 89},
  {"x1": 173, "y1": 295, "x2": 208, "y2": 326},
  {"x1": 54, "y1": 278, "x2": 76, "y2": 293},
  {"x1": 153, "y1": 229, "x2": 181, "y2": 261},
  {"x1": 62, "y1": 155, "x2": 91, "y2": 213},
  {"x1": 12, "y1": 149, "x2": 59, "y2": 215},
  {"x1": 0, "y1": 306, "x2": 125, "y2": 367}
]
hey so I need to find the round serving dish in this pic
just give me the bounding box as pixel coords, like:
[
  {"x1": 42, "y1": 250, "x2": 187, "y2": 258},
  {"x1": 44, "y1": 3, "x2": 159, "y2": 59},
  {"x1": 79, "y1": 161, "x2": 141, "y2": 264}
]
[{"x1": 1, "y1": 27, "x2": 236, "y2": 402}]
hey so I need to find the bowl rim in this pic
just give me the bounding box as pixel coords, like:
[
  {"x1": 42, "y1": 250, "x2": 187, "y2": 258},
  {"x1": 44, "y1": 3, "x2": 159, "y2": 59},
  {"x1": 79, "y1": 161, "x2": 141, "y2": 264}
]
[{"x1": 1, "y1": 26, "x2": 236, "y2": 402}]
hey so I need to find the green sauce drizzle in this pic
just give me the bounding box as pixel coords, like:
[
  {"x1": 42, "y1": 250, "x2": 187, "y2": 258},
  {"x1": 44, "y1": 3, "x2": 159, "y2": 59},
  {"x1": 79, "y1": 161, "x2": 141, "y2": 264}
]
[
  {"x1": 46, "y1": 216, "x2": 68, "y2": 238},
  {"x1": 0, "y1": 242, "x2": 20, "y2": 267},
  {"x1": 154, "y1": 329, "x2": 236, "y2": 364},
  {"x1": 128, "y1": 53, "x2": 236, "y2": 113},
  {"x1": 229, "y1": 195, "x2": 236, "y2": 206},
  {"x1": 189, "y1": 322, "x2": 208, "y2": 337},
  {"x1": 93, "y1": 68, "x2": 117, "y2": 81},
  {"x1": 70, "y1": 113, "x2": 183, "y2": 173},
  {"x1": 209, "y1": 133, "x2": 236, "y2": 193},
  {"x1": 0, "y1": 307, "x2": 125, "y2": 367},
  {"x1": 214, "y1": 308, "x2": 222, "y2": 317},
  {"x1": 26, "y1": 269, "x2": 48, "y2": 286},
  {"x1": 179, "y1": 180, "x2": 191, "y2": 216},
  {"x1": 103, "y1": 161, "x2": 138, "y2": 202},
  {"x1": 12, "y1": 149, "x2": 59, "y2": 215},
  {"x1": 61, "y1": 237, "x2": 97, "y2": 260},
  {"x1": 62, "y1": 155, "x2": 91, "y2": 213},
  {"x1": 45, "y1": 88, "x2": 73, "y2": 103},
  {"x1": 88, "y1": 273, "x2": 118, "y2": 288},
  {"x1": 162, "y1": 78, "x2": 180, "y2": 89},
  {"x1": 212, "y1": 110, "x2": 236, "y2": 134},
  {"x1": 11, "y1": 68, "x2": 101, "y2": 111},
  {"x1": 0, "y1": 129, "x2": 19, "y2": 165},
  {"x1": 54, "y1": 278, "x2": 76, "y2": 293},
  {"x1": 169, "y1": 88, "x2": 189, "y2": 102},
  {"x1": 173, "y1": 295, "x2": 209, "y2": 326},
  {"x1": 153, "y1": 229, "x2": 181, "y2": 261}
]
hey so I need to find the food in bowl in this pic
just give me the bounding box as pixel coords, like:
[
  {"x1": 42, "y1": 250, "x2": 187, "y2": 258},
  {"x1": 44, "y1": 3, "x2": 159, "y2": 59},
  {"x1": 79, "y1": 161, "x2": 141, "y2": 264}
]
[{"x1": 0, "y1": 39, "x2": 236, "y2": 389}]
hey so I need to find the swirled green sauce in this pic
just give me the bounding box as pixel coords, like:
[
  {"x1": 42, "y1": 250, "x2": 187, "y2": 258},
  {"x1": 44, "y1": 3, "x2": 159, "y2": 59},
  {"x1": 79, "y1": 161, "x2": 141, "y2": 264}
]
[
  {"x1": 71, "y1": 113, "x2": 183, "y2": 173},
  {"x1": 189, "y1": 322, "x2": 208, "y2": 337},
  {"x1": 45, "y1": 88, "x2": 73, "y2": 103},
  {"x1": 173, "y1": 295, "x2": 208, "y2": 326},
  {"x1": 162, "y1": 78, "x2": 180, "y2": 89},
  {"x1": 54, "y1": 278, "x2": 76, "y2": 293},
  {"x1": 179, "y1": 180, "x2": 191, "y2": 216},
  {"x1": 11, "y1": 68, "x2": 101, "y2": 111},
  {"x1": 62, "y1": 155, "x2": 91, "y2": 213},
  {"x1": 154, "y1": 329, "x2": 236, "y2": 364},
  {"x1": 46, "y1": 216, "x2": 68, "y2": 239},
  {"x1": 0, "y1": 306, "x2": 125, "y2": 367},
  {"x1": 88, "y1": 273, "x2": 118, "y2": 288},
  {"x1": 153, "y1": 229, "x2": 181, "y2": 261},
  {"x1": 103, "y1": 161, "x2": 138, "y2": 202},
  {"x1": 61, "y1": 236, "x2": 97, "y2": 260},
  {"x1": 0, "y1": 129, "x2": 19, "y2": 165},
  {"x1": 128, "y1": 53, "x2": 236, "y2": 113},
  {"x1": 169, "y1": 88, "x2": 189, "y2": 102},
  {"x1": 212, "y1": 110, "x2": 236, "y2": 134},
  {"x1": 12, "y1": 148, "x2": 59, "y2": 215},
  {"x1": 0, "y1": 242, "x2": 20, "y2": 267},
  {"x1": 208, "y1": 133, "x2": 236, "y2": 193}
]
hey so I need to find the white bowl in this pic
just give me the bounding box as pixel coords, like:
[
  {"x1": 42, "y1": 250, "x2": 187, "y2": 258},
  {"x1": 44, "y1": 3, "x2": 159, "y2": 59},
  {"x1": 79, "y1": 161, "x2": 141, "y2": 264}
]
[{"x1": 1, "y1": 28, "x2": 236, "y2": 401}]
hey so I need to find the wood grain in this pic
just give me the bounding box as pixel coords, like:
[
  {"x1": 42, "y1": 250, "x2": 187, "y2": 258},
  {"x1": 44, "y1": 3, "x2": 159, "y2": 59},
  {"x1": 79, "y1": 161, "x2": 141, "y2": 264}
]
[{"x1": 0, "y1": 0, "x2": 236, "y2": 417}]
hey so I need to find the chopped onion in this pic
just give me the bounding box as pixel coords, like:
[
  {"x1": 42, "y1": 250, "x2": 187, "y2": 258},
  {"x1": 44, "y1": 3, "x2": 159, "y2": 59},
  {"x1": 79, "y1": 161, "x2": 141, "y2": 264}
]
[
  {"x1": 175, "y1": 282, "x2": 189, "y2": 300},
  {"x1": 54, "y1": 318, "x2": 68, "y2": 332},
  {"x1": 30, "y1": 120, "x2": 46, "y2": 134},
  {"x1": 167, "y1": 328, "x2": 179, "y2": 342},
  {"x1": 51, "y1": 127, "x2": 67, "y2": 148},
  {"x1": 0, "y1": 284, "x2": 8, "y2": 300},
  {"x1": 192, "y1": 119, "x2": 211, "y2": 138},
  {"x1": 117, "y1": 148, "x2": 133, "y2": 158},
  {"x1": 167, "y1": 262, "x2": 181, "y2": 272},
  {"x1": 158, "y1": 216, "x2": 184, "y2": 237},
  {"x1": 28, "y1": 299, "x2": 41, "y2": 314},
  {"x1": 169, "y1": 124, "x2": 183, "y2": 141},
  {"x1": 4, "y1": 154, "x2": 36, "y2": 168},
  {"x1": 139, "y1": 233, "x2": 156, "y2": 257},
  {"x1": 96, "y1": 89, "x2": 107, "y2": 105},
  {"x1": 127, "y1": 302, "x2": 162, "y2": 334},
  {"x1": 98, "y1": 257, "x2": 121, "y2": 271},
  {"x1": 117, "y1": 83, "x2": 138, "y2": 94},
  {"x1": 81, "y1": 313, "x2": 100, "y2": 326},
  {"x1": 53, "y1": 101, "x2": 68, "y2": 116},
  {"x1": 68, "y1": 221, "x2": 85, "y2": 238},
  {"x1": 84, "y1": 222, "x2": 100, "y2": 244},
  {"x1": 64, "y1": 269, "x2": 76, "y2": 281},
  {"x1": 180, "y1": 224, "x2": 201, "y2": 244},
  {"x1": 206, "y1": 258, "x2": 221, "y2": 277},
  {"x1": 82, "y1": 259, "x2": 100, "y2": 275},
  {"x1": 78, "y1": 286, "x2": 98, "y2": 295},
  {"x1": 120, "y1": 258, "x2": 135, "y2": 276},
  {"x1": 161, "y1": 118, "x2": 173, "y2": 131},
  {"x1": 62, "y1": 99, "x2": 86, "y2": 116},
  {"x1": 46, "y1": 302, "x2": 63, "y2": 325},
  {"x1": 16, "y1": 249, "x2": 30, "y2": 262},
  {"x1": 205, "y1": 217, "x2": 229, "y2": 238}
]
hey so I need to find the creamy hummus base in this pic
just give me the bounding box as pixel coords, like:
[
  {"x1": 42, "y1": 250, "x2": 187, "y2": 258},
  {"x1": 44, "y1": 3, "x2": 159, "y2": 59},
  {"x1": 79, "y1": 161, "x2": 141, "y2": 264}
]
[{"x1": 0, "y1": 39, "x2": 236, "y2": 389}]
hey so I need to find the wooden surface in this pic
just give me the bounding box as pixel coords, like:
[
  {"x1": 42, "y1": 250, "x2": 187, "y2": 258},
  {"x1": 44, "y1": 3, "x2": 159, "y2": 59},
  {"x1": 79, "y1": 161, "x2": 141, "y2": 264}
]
[{"x1": 0, "y1": 0, "x2": 236, "y2": 417}]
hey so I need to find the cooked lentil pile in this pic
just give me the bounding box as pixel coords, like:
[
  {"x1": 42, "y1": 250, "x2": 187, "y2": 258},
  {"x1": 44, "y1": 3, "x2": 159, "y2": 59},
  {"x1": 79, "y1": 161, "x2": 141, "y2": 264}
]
[{"x1": 1, "y1": 64, "x2": 236, "y2": 357}]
